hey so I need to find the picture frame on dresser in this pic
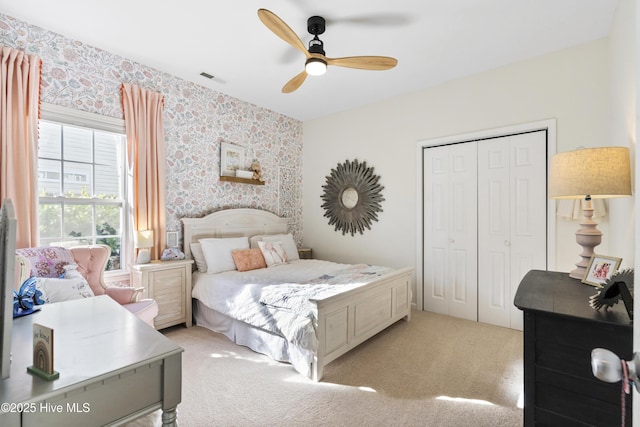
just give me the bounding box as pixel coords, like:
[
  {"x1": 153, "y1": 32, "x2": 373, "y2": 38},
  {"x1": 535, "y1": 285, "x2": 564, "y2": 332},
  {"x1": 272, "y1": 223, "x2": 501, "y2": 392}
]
[
  {"x1": 582, "y1": 254, "x2": 622, "y2": 287},
  {"x1": 220, "y1": 142, "x2": 245, "y2": 177}
]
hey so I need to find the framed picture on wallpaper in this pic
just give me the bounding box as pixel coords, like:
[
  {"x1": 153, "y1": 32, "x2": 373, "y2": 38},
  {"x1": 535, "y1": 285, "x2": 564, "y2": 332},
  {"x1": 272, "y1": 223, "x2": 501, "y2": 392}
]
[
  {"x1": 582, "y1": 254, "x2": 622, "y2": 287},
  {"x1": 220, "y1": 143, "x2": 245, "y2": 177},
  {"x1": 166, "y1": 231, "x2": 179, "y2": 248}
]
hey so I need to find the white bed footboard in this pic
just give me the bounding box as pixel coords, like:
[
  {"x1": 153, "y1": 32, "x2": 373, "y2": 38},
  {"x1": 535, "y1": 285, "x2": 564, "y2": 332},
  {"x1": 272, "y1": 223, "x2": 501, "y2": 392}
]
[{"x1": 311, "y1": 266, "x2": 413, "y2": 381}]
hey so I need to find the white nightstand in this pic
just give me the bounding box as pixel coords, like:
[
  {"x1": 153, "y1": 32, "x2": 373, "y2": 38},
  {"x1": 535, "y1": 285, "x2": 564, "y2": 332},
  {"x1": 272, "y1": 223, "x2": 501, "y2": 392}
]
[{"x1": 131, "y1": 259, "x2": 194, "y2": 329}]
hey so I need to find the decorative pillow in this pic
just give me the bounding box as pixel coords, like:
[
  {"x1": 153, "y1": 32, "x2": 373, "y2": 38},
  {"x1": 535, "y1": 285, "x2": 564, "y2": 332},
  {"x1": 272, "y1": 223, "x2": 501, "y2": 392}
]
[
  {"x1": 63, "y1": 263, "x2": 83, "y2": 279},
  {"x1": 15, "y1": 247, "x2": 75, "y2": 279},
  {"x1": 35, "y1": 276, "x2": 95, "y2": 304},
  {"x1": 250, "y1": 233, "x2": 300, "y2": 261},
  {"x1": 231, "y1": 248, "x2": 267, "y2": 272},
  {"x1": 199, "y1": 237, "x2": 250, "y2": 274},
  {"x1": 258, "y1": 241, "x2": 288, "y2": 267},
  {"x1": 190, "y1": 243, "x2": 208, "y2": 273}
]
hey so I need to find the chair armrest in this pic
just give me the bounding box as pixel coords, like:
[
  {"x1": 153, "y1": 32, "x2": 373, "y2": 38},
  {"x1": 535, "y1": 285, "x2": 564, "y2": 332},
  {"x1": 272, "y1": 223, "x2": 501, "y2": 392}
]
[{"x1": 104, "y1": 287, "x2": 143, "y2": 304}]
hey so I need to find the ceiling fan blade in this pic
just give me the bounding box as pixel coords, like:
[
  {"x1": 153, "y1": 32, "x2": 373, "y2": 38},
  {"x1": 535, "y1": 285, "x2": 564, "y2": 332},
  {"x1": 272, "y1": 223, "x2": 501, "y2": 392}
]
[
  {"x1": 326, "y1": 56, "x2": 398, "y2": 70},
  {"x1": 258, "y1": 9, "x2": 309, "y2": 57},
  {"x1": 282, "y1": 71, "x2": 308, "y2": 93},
  {"x1": 326, "y1": 13, "x2": 413, "y2": 27}
]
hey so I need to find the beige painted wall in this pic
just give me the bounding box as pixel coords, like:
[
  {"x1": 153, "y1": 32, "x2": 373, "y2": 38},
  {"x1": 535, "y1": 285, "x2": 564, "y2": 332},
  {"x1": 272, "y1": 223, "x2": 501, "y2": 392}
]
[
  {"x1": 303, "y1": 38, "x2": 612, "y2": 299},
  {"x1": 609, "y1": 0, "x2": 636, "y2": 271}
]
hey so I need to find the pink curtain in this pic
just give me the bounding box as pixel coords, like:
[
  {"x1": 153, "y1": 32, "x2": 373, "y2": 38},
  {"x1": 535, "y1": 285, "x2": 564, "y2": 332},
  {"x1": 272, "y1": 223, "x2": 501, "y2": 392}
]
[
  {"x1": 0, "y1": 46, "x2": 41, "y2": 249},
  {"x1": 121, "y1": 83, "x2": 166, "y2": 262}
]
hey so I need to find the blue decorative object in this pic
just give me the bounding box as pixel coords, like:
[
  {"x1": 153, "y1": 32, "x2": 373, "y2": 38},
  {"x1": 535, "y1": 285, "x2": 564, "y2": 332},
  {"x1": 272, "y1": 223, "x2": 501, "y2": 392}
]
[
  {"x1": 13, "y1": 277, "x2": 44, "y2": 317},
  {"x1": 161, "y1": 247, "x2": 185, "y2": 261}
]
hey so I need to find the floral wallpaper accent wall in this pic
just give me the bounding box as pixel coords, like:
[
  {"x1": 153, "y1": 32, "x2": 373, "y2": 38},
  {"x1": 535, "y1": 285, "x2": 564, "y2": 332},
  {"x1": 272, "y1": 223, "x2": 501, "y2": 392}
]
[{"x1": 0, "y1": 13, "x2": 304, "y2": 243}]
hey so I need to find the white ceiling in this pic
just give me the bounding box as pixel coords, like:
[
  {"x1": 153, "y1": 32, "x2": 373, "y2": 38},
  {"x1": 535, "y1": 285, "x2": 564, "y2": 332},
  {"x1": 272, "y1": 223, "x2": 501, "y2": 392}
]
[{"x1": 1, "y1": 0, "x2": 619, "y2": 121}]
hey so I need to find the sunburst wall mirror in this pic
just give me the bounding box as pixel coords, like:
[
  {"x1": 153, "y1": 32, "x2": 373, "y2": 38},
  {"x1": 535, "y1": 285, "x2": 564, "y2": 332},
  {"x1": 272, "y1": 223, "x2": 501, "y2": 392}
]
[{"x1": 321, "y1": 159, "x2": 384, "y2": 236}]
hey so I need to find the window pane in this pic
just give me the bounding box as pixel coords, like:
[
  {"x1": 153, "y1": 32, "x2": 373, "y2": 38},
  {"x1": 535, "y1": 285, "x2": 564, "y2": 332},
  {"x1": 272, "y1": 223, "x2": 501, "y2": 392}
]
[
  {"x1": 63, "y1": 161, "x2": 92, "y2": 197},
  {"x1": 39, "y1": 203, "x2": 62, "y2": 239},
  {"x1": 38, "y1": 159, "x2": 61, "y2": 196},
  {"x1": 94, "y1": 132, "x2": 121, "y2": 167},
  {"x1": 39, "y1": 122, "x2": 62, "y2": 159},
  {"x1": 96, "y1": 205, "x2": 121, "y2": 236},
  {"x1": 95, "y1": 165, "x2": 121, "y2": 198},
  {"x1": 97, "y1": 237, "x2": 121, "y2": 271},
  {"x1": 95, "y1": 132, "x2": 123, "y2": 198},
  {"x1": 63, "y1": 204, "x2": 92, "y2": 238},
  {"x1": 63, "y1": 126, "x2": 92, "y2": 163}
]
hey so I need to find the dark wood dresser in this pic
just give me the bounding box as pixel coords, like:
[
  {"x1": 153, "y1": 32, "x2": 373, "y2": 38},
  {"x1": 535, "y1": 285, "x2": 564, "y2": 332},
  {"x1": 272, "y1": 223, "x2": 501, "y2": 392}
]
[{"x1": 514, "y1": 270, "x2": 632, "y2": 426}]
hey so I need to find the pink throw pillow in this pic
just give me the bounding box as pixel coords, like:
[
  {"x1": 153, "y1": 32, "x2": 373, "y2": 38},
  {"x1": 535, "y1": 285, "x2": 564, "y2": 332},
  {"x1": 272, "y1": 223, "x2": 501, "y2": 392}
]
[{"x1": 231, "y1": 248, "x2": 267, "y2": 272}]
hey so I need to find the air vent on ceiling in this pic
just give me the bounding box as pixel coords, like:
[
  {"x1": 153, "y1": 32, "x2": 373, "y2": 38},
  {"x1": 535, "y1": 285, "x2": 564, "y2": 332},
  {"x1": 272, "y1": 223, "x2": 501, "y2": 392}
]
[{"x1": 200, "y1": 72, "x2": 215, "y2": 79}]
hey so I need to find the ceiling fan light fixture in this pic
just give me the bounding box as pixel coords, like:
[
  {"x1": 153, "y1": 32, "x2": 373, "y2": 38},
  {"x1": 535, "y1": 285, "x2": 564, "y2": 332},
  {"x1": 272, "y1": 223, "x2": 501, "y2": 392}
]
[
  {"x1": 258, "y1": 9, "x2": 397, "y2": 93},
  {"x1": 305, "y1": 57, "x2": 327, "y2": 76}
]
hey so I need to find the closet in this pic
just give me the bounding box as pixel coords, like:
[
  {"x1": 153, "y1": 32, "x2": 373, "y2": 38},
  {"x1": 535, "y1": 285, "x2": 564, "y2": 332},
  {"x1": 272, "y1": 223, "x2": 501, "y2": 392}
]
[{"x1": 422, "y1": 130, "x2": 547, "y2": 329}]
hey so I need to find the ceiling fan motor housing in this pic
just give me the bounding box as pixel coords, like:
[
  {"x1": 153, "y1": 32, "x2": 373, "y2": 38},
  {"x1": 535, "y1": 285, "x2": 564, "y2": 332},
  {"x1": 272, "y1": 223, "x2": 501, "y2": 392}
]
[
  {"x1": 307, "y1": 16, "x2": 326, "y2": 55},
  {"x1": 308, "y1": 38, "x2": 325, "y2": 55},
  {"x1": 307, "y1": 16, "x2": 326, "y2": 35}
]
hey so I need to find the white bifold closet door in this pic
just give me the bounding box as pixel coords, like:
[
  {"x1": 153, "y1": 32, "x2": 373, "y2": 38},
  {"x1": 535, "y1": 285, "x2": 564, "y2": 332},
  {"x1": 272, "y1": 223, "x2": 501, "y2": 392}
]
[
  {"x1": 423, "y1": 131, "x2": 546, "y2": 329},
  {"x1": 477, "y1": 132, "x2": 547, "y2": 330},
  {"x1": 423, "y1": 142, "x2": 478, "y2": 321}
]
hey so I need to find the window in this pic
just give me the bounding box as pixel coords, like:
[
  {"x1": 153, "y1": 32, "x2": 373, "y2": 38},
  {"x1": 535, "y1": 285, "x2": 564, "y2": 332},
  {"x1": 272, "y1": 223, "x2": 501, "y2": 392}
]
[{"x1": 38, "y1": 104, "x2": 129, "y2": 272}]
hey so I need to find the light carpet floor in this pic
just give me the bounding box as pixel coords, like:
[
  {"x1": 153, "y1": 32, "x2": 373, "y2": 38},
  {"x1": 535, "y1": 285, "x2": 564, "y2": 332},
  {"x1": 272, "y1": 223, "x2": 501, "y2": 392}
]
[{"x1": 128, "y1": 310, "x2": 523, "y2": 427}]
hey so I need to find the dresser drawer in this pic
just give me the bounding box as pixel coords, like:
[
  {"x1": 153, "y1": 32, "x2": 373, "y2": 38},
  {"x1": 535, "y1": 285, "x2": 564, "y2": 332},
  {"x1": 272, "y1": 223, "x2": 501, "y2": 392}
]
[
  {"x1": 536, "y1": 381, "x2": 625, "y2": 427},
  {"x1": 536, "y1": 366, "x2": 620, "y2": 405},
  {"x1": 535, "y1": 314, "x2": 631, "y2": 355},
  {"x1": 536, "y1": 341, "x2": 595, "y2": 379}
]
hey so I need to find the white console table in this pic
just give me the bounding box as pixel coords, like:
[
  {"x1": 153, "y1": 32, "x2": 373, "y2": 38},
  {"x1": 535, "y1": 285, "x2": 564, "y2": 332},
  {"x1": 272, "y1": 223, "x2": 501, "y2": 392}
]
[{"x1": 0, "y1": 296, "x2": 183, "y2": 426}]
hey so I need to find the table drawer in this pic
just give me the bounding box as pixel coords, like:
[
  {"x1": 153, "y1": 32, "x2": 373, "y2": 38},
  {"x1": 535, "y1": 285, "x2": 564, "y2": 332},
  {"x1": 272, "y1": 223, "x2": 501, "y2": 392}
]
[{"x1": 23, "y1": 361, "x2": 163, "y2": 427}]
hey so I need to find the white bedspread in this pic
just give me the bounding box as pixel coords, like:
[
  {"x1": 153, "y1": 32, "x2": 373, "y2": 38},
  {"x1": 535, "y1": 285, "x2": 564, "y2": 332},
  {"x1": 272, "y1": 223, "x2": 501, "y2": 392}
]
[{"x1": 191, "y1": 259, "x2": 394, "y2": 376}]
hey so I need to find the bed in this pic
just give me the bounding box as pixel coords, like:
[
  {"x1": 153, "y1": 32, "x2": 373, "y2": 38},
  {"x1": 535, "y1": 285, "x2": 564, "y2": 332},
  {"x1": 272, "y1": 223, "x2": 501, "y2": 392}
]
[{"x1": 181, "y1": 208, "x2": 413, "y2": 381}]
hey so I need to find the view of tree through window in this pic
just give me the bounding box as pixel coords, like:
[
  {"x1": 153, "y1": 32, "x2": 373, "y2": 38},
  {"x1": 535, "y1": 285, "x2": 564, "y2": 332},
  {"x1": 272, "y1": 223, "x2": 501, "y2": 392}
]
[{"x1": 38, "y1": 120, "x2": 126, "y2": 271}]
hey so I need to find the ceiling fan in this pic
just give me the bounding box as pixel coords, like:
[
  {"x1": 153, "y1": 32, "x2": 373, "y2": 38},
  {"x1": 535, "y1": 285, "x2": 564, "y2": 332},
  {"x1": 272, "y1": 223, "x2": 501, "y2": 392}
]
[{"x1": 257, "y1": 8, "x2": 398, "y2": 93}]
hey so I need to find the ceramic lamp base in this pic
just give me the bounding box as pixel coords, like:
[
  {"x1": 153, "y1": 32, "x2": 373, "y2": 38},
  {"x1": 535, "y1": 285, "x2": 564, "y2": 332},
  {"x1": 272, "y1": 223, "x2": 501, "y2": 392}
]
[
  {"x1": 570, "y1": 198, "x2": 602, "y2": 280},
  {"x1": 136, "y1": 249, "x2": 151, "y2": 264}
]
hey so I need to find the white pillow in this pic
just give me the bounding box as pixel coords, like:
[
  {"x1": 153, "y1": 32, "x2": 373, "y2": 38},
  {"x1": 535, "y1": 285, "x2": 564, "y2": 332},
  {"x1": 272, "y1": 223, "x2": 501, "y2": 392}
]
[
  {"x1": 250, "y1": 233, "x2": 299, "y2": 261},
  {"x1": 258, "y1": 240, "x2": 288, "y2": 267},
  {"x1": 63, "y1": 263, "x2": 83, "y2": 279},
  {"x1": 190, "y1": 243, "x2": 208, "y2": 273},
  {"x1": 36, "y1": 276, "x2": 95, "y2": 303},
  {"x1": 200, "y1": 237, "x2": 250, "y2": 274}
]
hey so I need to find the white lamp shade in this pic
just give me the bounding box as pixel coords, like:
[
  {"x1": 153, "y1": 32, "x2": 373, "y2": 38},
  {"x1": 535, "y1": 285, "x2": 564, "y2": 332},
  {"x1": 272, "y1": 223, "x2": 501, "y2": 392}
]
[
  {"x1": 549, "y1": 147, "x2": 632, "y2": 199},
  {"x1": 134, "y1": 230, "x2": 154, "y2": 249}
]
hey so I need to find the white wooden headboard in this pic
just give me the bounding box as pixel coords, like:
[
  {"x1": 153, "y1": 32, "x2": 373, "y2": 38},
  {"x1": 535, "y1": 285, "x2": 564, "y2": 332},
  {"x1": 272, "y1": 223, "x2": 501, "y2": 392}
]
[{"x1": 180, "y1": 208, "x2": 289, "y2": 259}]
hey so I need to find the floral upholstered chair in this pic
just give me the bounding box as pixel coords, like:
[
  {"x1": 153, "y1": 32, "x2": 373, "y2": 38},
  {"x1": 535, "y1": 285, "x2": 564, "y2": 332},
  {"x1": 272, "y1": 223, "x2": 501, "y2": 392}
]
[{"x1": 15, "y1": 245, "x2": 158, "y2": 327}]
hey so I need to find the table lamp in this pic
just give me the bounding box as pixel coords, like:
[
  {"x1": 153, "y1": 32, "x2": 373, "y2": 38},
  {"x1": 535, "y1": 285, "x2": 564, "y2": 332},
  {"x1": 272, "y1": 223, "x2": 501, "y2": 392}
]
[
  {"x1": 134, "y1": 229, "x2": 154, "y2": 264},
  {"x1": 549, "y1": 147, "x2": 631, "y2": 279}
]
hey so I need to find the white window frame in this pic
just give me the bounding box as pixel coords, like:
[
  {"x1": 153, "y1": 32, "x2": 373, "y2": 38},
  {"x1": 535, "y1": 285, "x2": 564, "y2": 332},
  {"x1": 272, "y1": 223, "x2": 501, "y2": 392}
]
[{"x1": 39, "y1": 103, "x2": 131, "y2": 277}]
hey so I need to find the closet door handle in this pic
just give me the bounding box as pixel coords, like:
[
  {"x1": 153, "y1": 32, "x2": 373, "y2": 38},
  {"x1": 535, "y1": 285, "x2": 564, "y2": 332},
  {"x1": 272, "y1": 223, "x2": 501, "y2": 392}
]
[{"x1": 504, "y1": 240, "x2": 511, "y2": 247}]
